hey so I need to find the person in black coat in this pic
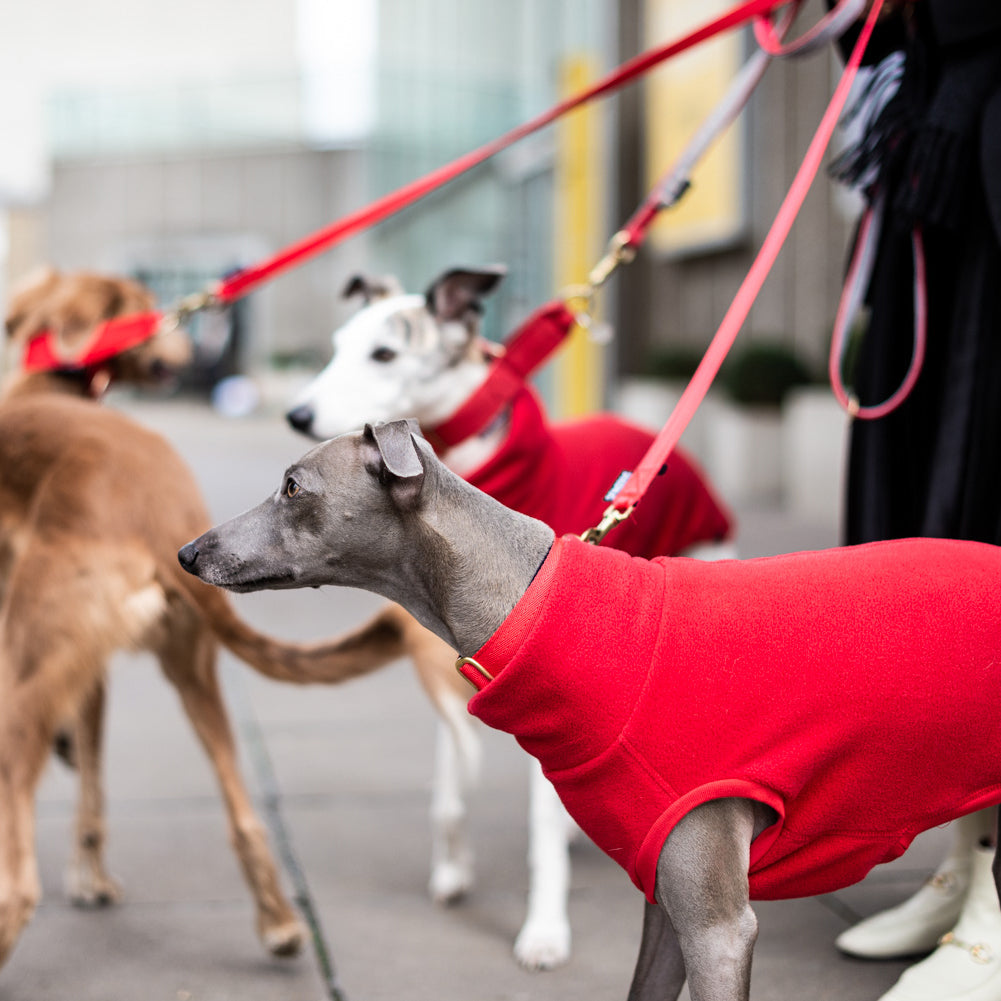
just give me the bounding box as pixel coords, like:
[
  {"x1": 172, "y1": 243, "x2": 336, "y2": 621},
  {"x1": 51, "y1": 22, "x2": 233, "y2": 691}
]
[{"x1": 830, "y1": 3, "x2": 1001, "y2": 999}]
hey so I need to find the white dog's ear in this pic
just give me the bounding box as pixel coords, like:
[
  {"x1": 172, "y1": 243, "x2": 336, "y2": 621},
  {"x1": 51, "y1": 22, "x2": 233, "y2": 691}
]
[
  {"x1": 364, "y1": 419, "x2": 426, "y2": 507},
  {"x1": 342, "y1": 274, "x2": 404, "y2": 304},
  {"x1": 424, "y1": 265, "x2": 506, "y2": 323}
]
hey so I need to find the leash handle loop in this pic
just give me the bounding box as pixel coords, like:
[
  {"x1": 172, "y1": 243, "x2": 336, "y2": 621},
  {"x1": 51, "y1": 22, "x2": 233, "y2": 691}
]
[
  {"x1": 753, "y1": 0, "x2": 866, "y2": 56},
  {"x1": 828, "y1": 194, "x2": 927, "y2": 420}
]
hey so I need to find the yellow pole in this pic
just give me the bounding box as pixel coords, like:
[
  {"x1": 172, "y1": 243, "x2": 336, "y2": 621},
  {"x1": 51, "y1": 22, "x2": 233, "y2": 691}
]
[{"x1": 553, "y1": 55, "x2": 604, "y2": 419}]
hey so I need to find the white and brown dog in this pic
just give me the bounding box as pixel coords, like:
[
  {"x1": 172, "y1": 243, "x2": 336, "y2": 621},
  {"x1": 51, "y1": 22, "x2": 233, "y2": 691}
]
[{"x1": 283, "y1": 267, "x2": 736, "y2": 968}]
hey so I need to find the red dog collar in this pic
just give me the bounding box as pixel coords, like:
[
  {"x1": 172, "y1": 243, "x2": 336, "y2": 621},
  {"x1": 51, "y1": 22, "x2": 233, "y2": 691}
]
[
  {"x1": 423, "y1": 301, "x2": 575, "y2": 453},
  {"x1": 22, "y1": 312, "x2": 163, "y2": 374},
  {"x1": 454, "y1": 538, "x2": 561, "y2": 692}
]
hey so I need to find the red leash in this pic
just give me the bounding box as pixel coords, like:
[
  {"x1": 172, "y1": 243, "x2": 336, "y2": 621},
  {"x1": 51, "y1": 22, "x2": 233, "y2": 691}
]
[
  {"x1": 212, "y1": 0, "x2": 786, "y2": 305},
  {"x1": 584, "y1": 0, "x2": 886, "y2": 543},
  {"x1": 22, "y1": 0, "x2": 785, "y2": 382},
  {"x1": 20, "y1": 0, "x2": 785, "y2": 379},
  {"x1": 425, "y1": 0, "x2": 862, "y2": 458}
]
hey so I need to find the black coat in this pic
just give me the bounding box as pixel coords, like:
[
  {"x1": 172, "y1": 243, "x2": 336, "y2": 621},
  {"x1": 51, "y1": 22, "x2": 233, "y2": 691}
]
[{"x1": 834, "y1": 1, "x2": 1001, "y2": 545}]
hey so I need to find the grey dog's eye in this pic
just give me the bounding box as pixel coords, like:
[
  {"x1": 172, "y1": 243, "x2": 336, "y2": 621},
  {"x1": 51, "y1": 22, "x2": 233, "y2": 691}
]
[
  {"x1": 371, "y1": 346, "x2": 397, "y2": 363},
  {"x1": 285, "y1": 478, "x2": 300, "y2": 498}
]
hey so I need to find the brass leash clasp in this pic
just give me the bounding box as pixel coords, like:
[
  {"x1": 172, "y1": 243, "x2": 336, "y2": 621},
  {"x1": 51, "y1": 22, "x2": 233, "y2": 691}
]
[
  {"x1": 561, "y1": 229, "x2": 637, "y2": 333},
  {"x1": 157, "y1": 288, "x2": 221, "y2": 336},
  {"x1": 587, "y1": 229, "x2": 636, "y2": 291},
  {"x1": 580, "y1": 503, "x2": 634, "y2": 546}
]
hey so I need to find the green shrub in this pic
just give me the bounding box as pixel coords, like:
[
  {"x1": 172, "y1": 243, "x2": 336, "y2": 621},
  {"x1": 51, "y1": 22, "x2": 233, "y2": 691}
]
[
  {"x1": 642, "y1": 345, "x2": 706, "y2": 382},
  {"x1": 718, "y1": 341, "x2": 817, "y2": 408}
]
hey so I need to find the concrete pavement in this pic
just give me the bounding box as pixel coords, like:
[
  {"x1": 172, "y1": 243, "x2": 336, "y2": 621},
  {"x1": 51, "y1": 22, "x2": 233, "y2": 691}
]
[{"x1": 2, "y1": 396, "x2": 949, "y2": 1000}]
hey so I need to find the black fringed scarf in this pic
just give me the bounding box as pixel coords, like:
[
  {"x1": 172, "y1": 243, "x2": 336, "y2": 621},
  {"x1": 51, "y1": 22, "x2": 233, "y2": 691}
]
[{"x1": 832, "y1": 15, "x2": 1001, "y2": 231}]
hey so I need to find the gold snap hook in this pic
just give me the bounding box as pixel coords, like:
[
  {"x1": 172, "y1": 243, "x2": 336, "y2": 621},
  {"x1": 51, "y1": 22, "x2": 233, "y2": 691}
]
[{"x1": 580, "y1": 503, "x2": 634, "y2": 546}]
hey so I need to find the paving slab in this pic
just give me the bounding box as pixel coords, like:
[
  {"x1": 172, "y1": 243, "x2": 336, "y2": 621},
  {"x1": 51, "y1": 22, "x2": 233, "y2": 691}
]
[{"x1": 2, "y1": 395, "x2": 952, "y2": 1001}]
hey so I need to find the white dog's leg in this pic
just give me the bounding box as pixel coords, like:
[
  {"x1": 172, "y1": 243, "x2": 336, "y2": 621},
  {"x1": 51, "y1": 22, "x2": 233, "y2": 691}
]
[
  {"x1": 428, "y1": 693, "x2": 480, "y2": 904},
  {"x1": 514, "y1": 757, "x2": 574, "y2": 970},
  {"x1": 683, "y1": 540, "x2": 738, "y2": 562}
]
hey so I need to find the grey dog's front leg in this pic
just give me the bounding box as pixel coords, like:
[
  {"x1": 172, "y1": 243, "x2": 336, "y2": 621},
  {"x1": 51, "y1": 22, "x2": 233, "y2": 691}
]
[
  {"x1": 627, "y1": 901, "x2": 686, "y2": 1001},
  {"x1": 638, "y1": 798, "x2": 765, "y2": 1001}
]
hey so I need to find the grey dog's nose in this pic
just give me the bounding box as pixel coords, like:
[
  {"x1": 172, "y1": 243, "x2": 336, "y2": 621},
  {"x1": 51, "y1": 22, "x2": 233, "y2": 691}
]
[
  {"x1": 286, "y1": 404, "x2": 314, "y2": 434},
  {"x1": 177, "y1": 542, "x2": 199, "y2": 572}
]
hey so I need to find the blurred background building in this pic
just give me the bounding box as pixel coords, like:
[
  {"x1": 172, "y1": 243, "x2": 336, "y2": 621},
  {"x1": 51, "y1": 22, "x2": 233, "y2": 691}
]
[{"x1": 0, "y1": 0, "x2": 858, "y2": 421}]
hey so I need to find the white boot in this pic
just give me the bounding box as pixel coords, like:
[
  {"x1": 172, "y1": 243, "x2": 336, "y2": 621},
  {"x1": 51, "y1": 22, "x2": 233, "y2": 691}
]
[
  {"x1": 837, "y1": 811, "x2": 994, "y2": 960},
  {"x1": 879, "y1": 844, "x2": 1001, "y2": 1001}
]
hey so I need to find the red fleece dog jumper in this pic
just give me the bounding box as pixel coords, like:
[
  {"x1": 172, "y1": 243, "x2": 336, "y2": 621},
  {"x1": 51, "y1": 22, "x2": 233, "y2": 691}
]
[
  {"x1": 464, "y1": 386, "x2": 731, "y2": 555},
  {"x1": 460, "y1": 536, "x2": 1001, "y2": 903}
]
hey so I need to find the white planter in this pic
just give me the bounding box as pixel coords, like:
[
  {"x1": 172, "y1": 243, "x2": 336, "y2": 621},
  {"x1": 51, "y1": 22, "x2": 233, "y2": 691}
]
[
  {"x1": 613, "y1": 377, "x2": 716, "y2": 469},
  {"x1": 705, "y1": 401, "x2": 783, "y2": 506},
  {"x1": 616, "y1": 378, "x2": 852, "y2": 523},
  {"x1": 782, "y1": 386, "x2": 850, "y2": 527}
]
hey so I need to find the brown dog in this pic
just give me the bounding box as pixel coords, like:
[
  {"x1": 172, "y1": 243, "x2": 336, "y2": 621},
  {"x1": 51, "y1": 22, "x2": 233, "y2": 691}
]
[
  {"x1": 3, "y1": 267, "x2": 191, "y2": 399},
  {"x1": 0, "y1": 270, "x2": 448, "y2": 970}
]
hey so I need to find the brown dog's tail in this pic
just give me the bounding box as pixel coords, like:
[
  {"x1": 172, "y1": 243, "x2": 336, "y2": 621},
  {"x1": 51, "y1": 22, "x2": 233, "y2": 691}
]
[{"x1": 186, "y1": 574, "x2": 416, "y2": 685}]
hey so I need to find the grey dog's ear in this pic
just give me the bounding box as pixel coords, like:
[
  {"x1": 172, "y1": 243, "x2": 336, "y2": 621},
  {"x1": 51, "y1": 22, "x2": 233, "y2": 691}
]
[
  {"x1": 364, "y1": 419, "x2": 426, "y2": 507},
  {"x1": 424, "y1": 265, "x2": 506, "y2": 323},
  {"x1": 342, "y1": 273, "x2": 404, "y2": 304}
]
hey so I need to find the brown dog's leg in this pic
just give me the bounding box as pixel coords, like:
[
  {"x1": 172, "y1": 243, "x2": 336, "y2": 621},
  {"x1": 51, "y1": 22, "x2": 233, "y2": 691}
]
[
  {"x1": 155, "y1": 607, "x2": 304, "y2": 957},
  {"x1": 0, "y1": 691, "x2": 46, "y2": 969},
  {"x1": 65, "y1": 678, "x2": 122, "y2": 907},
  {"x1": 0, "y1": 548, "x2": 102, "y2": 968},
  {"x1": 0, "y1": 784, "x2": 39, "y2": 970}
]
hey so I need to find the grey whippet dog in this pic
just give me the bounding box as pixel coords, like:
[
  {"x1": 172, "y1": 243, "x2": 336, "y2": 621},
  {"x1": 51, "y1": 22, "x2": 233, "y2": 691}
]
[
  {"x1": 283, "y1": 264, "x2": 735, "y2": 970},
  {"x1": 178, "y1": 420, "x2": 1001, "y2": 1001}
]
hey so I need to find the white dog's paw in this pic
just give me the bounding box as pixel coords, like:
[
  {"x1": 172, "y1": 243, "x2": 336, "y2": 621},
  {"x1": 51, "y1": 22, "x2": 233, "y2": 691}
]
[
  {"x1": 429, "y1": 860, "x2": 474, "y2": 905},
  {"x1": 514, "y1": 919, "x2": 571, "y2": 971}
]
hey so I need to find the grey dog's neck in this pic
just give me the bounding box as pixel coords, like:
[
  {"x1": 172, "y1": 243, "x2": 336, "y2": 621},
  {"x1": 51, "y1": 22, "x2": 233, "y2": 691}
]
[{"x1": 402, "y1": 467, "x2": 555, "y2": 656}]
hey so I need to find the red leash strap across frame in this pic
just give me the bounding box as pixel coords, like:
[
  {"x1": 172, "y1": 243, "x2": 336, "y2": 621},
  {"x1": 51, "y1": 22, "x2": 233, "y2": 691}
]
[
  {"x1": 595, "y1": 0, "x2": 886, "y2": 535},
  {"x1": 425, "y1": 1, "x2": 805, "y2": 454},
  {"x1": 21, "y1": 0, "x2": 785, "y2": 376},
  {"x1": 213, "y1": 0, "x2": 787, "y2": 305}
]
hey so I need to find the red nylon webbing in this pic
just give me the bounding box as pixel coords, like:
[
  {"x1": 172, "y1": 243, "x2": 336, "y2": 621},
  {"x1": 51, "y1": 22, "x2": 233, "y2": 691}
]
[
  {"x1": 609, "y1": 0, "x2": 885, "y2": 515},
  {"x1": 20, "y1": 0, "x2": 784, "y2": 377},
  {"x1": 22, "y1": 312, "x2": 164, "y2": 373},
  {"x1": 215, "y1": 0, "x2": 787, "y2": 305},
  {"x1": 424, "y1": 301, "x2": 575, "y2": 452}
]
